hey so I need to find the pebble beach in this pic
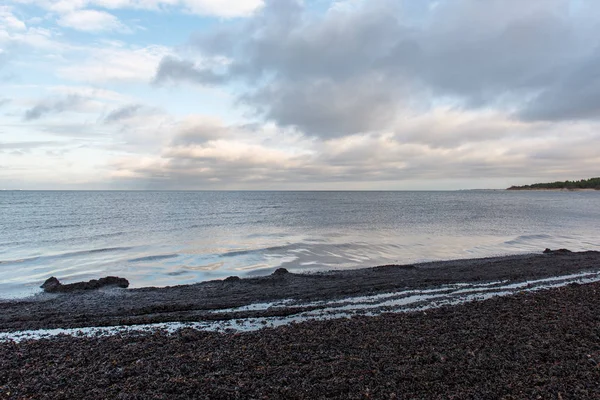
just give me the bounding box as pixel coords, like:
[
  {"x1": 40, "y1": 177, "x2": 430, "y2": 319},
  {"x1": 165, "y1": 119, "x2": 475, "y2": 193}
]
[{"x1": 1, "y1": 250, "x2": 600, "y2": 398}]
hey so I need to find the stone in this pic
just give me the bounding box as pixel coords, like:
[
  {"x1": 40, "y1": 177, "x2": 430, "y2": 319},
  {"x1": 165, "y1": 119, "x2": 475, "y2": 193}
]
[
  {"x1": 544, "y1": 248, "x2": 572, "y2": 255},
  {"x1": 41, "y1": 277, "x2": 61, "y2": 292},
  {"x1": 40, "y1": 276, "x2": 129, "y2": 293},
  {"x1": 272, "y1": 268, "x2": 289, "y2": 276}
]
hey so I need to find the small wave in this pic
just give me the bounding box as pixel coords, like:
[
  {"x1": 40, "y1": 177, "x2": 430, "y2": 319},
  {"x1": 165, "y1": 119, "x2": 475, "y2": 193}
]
[
  {"x1": 256, "y1": 205, "x2": 283, "y2": 210},
  {"x1": 504, "y1": 234, "x2": 552, "y2": 245},
  {"x1": 85, "y1": 247, "x2": 132, "y2": 254},
  {"x1": 0, "y1": 257, "x2": 39, "y2": 265},
  {"x1": 220, "y1": 244, "x2": 295, "y2": 258},
  {"x1": 0, "y1": 247, "x2": 132, "y2": 265},
  {"x1": 128, "y1": 254, "x2": 179, "y2": 263}
]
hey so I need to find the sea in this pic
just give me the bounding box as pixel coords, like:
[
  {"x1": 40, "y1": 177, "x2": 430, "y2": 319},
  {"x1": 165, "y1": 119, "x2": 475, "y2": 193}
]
[{"x1": 1, "y1": 190, "x2": 599, "y2": 299}]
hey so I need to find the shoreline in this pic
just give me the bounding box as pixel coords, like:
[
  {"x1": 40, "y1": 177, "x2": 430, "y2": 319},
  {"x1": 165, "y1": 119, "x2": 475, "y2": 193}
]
[
  {"x1": 3, "y1": 250, "x2": 600, "y2": 398},
  {"x1": 3, "y1": 274, "x2": 600, "y2": 398},
  {"x1": 1, "y1": 249, "x2": 600, "y2": 333}
]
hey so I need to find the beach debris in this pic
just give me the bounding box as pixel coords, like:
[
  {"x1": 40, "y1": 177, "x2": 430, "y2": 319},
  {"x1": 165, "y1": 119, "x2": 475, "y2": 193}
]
[
  {"x1": 272, "y1": 268, "x2": 290, "y2": 276},
  {"x1": 543, "y1": 248, "x2": 572, "y2": 254},
  {"x1": 41, "y1": 276, "x2": 129, "y2": 293}
]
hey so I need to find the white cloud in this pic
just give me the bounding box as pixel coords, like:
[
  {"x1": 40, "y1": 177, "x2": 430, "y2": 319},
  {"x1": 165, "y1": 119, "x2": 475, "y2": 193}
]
[
  {"x1": 49, "y1": 85, "x2": 134, "y2": 102},
  {"x1": 0, "y1": 6, "x2": 27, "y2": 30},
  {"x1": 59, "y1": 44, "x2": 172, "y2": 83},
  {"x1": 0, "y1": 23, "x2": 79, "y2": 53},
  {"x1": 180, "y1": 0, "x2": 263, "y2": 17},
  {"x1": 57, "y1": 8, "x2": 126, "y2": 32},
  {"x1": 10, "y1": 0, "x2": 263, "y2": 17}
]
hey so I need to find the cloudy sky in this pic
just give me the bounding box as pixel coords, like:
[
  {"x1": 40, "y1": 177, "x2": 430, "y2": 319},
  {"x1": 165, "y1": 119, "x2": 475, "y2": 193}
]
[{"x1": 1, "y1": 0, "x2": 599, "y2": 190}]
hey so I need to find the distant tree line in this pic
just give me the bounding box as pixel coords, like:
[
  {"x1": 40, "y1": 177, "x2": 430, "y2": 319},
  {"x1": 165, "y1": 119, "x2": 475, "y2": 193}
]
[{"x1": 508, "y1": 177, "x2": 600, "y2": 190}]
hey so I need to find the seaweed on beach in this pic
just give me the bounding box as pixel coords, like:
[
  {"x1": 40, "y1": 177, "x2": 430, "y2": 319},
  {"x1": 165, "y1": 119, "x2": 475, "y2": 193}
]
[{"x1": 2, "y1": 281, "x2": 600, "y2": 399}]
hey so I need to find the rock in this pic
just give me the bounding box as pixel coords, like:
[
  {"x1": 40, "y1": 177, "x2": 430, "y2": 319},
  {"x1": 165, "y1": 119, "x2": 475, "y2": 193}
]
[
  {"x1": 224, "y1": 276, "x2": 241, "y2": 282},
  {"x1": 40, "y1": 276, "x2": 129, "y2": 293},
  {"x1": 543, "y1": 248, "x2": 572, "y2": 254},
  {"x1": 373, "y1": 264, "x2": 416, "y2": 271},
  {"x1": 95, "y1": 276, "x2": 129, "y2": 289},
  {"x1": 272, "y1": 268, "x2": 289, "y2": 276},
  {"x1": 41, "y1": 277, "x2": 61, "y2": 292}
]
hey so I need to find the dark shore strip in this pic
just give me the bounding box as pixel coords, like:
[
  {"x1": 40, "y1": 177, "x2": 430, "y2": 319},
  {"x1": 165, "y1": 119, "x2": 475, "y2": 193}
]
[
  {"x1": 1, "y1": 250, "x2": 600, "y2": 332},
  {"x1": 2, "y1": 280, "x2": 600, "y2": 399}
]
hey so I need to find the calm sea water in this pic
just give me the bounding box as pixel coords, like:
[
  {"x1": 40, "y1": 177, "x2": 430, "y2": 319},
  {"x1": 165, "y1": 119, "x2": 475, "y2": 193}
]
[{"x1": 1, "y1": 191, "x2": 599, "y2": 299}]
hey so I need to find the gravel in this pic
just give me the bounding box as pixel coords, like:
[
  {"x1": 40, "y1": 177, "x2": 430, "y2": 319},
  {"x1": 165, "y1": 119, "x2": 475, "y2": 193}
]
[
  {"x1": 2, "y1": 250, "x2": 600, "y2": 332},
  {"x1": 1, "y1": 282, "x2": 600, "y2": 398}
]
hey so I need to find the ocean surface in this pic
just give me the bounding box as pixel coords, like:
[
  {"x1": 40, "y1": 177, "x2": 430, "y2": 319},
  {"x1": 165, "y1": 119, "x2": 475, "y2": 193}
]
[{"x1": 1, "y1": 190, "x2": 599, "y2": 299}]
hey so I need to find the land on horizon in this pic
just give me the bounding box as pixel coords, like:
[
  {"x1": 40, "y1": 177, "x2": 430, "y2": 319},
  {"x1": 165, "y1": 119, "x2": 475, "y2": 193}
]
[{"x1": 507, "y1": 177, "x2": 600, "y2": 191}]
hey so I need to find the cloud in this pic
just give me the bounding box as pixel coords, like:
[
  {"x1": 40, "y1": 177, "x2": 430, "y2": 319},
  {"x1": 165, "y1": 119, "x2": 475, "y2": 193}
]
[
  {"x1": 103, "y1": 103, "x2": 143, "y2": 122},
  {"x1": 0, "y1": 6, "x2": 27, "y2": 30},
  {"x1": 57, "y1": 9, "x2": 127, "y2": 32},
  {"x1": 518, "y1": 50, "x2": 600, "y2": 121},
  {"x1": 0, "y1": 23, "x2": 76, "y2": 53},
  {"x1": 5, "y1": 0, "x2": 600, "y2": 189},
  {"x1": 0, "y1": 98, "x2": 11, "y2": 108},
  {"x1": 11, "y1": 0, "x2": 264, "y2": 18},
  {"x1": 0, "y1": 140, "x2": 61, "y2": 150},
  {"x1": 59, "y1": 44, "x2": 172, "y2": 83},
  {"x1": 108, "y1": 110, "x2": 600, "y2": 189},
  {"x1": 173, "y1": 115, "x2": 236, "y2": 143},
  {"x1": 23, "y1": 94, "x2": 87, "y2": 120},
  {"x1": 153, "y1": 56, "x2": 225, "y2": 86},
  {"x1": 175, "y1": 0, "x2": 263, "y2": 17},
  {"x1": 153, "y1": 0, "x2": 600, "y2": 139}
]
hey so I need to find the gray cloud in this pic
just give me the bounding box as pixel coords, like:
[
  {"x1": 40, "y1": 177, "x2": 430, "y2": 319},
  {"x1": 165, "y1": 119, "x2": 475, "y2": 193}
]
[
  {"x1": 240, "y1": 76, "x2": 401, "y2": 136},
  {"x1": 156, "y1": 0, "x2": 600, "y2": 138},
  {"x1": 174, "y1": 124, "x2": 231, "y2": 144},
  {"x1": 153, "y1": 56, "x2": 226, "y2": 86},
  {"x1": 104, "y1": 104, "x2": 144, "y2": 123},
  {"x1": 518, "y1": 49, "x2": 600, "y2": 121},
  {"x1": 23, "y1": 94, "x2": 86, "y2": 121}
]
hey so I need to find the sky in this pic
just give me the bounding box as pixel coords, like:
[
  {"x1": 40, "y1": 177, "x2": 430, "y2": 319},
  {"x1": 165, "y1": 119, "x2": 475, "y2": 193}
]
[{"x1": 1, "y1": 0, "x2": 599, "y2": 190}]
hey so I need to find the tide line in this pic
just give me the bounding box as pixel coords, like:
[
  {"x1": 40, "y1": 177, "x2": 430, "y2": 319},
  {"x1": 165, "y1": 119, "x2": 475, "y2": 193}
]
[{"x1": 2, "y1": 269, "x2": 599, "y2": 343}]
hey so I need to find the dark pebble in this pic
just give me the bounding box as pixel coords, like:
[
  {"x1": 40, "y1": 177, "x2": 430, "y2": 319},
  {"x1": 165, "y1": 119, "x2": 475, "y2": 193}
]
[
  {"x1": 3, "y1": 281, "x2": 600, "y2": 399},
  {"x1": 272, "y1": 268, "x2": 289, "y2": 276}
]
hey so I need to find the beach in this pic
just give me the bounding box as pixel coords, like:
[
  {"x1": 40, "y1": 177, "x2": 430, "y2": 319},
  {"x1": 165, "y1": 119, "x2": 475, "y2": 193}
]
[
  {"x1": 4, "y1": 0, "x2": 600, "y2": 396},
  {"x1": 2, "y1": 250, "x2": 600, "y2": 398}
]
